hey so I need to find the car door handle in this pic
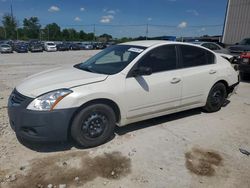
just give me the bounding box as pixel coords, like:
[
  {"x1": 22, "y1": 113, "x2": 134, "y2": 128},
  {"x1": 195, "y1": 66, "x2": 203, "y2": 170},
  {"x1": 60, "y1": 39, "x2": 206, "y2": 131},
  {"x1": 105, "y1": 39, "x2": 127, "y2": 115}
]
[
  {"x1": 209, "y1": 69, "x2": 217, "y2": 74},
  {"x1": 171, "y1": 77, "x2": 181, "y2": 84}
]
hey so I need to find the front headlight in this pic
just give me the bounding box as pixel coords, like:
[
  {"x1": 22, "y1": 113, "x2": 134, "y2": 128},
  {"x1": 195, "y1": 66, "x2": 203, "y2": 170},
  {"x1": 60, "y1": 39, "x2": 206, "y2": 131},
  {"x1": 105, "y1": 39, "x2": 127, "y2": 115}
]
[{"x1": 27, "y1": 89, "x2": 72, "y2": 111}]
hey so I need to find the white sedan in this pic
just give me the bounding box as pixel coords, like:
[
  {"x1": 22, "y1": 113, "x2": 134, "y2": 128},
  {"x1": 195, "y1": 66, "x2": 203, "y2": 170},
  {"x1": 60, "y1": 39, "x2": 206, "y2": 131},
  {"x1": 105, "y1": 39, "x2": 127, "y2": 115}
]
[
  {"x1": 44, "y1": 41, "x2": 57, "y2": 52},
  {"x1": 8, "y1": 40, "x2": 239, "y2": 147}
]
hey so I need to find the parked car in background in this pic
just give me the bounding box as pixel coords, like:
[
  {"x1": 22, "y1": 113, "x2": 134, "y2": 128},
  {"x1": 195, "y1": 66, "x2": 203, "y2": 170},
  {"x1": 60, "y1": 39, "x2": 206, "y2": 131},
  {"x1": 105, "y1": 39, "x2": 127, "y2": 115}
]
[
  {"x1": 0, "y1": 44, "x2": 13, "y2": 53},
  {"x1": 229, "y1": 38, "x2": 250, "y2": 54},
  {"x1": 191, "y1": 41, "x2": 230, "y2": 54},
  {"x1": 14, "y1": 43, "x2": 28, "y2": 53},
  {"x1": 29, "y1": 43, "x2": 43, "y2": 52},
  {"x1": 82, "y1": 42, "x2": 94, "y2": 50},
  {"x1": 8, "y1": 41, "x2": 239, "y2": 147},
  {"x1": 56, "y1": 43, "x2": 69, "y2": 51},
  {"x1": 237, "y1": 52, "x2": 250, "y2": 78},
  {"x1": 69, "y1": 43, "x2": 81, "y2": 50},
  {"x1": 95, "y1": 42, "x2": 106, "y2": 49},
  {"x1": 44, "y1": 42, "x2": 57, "y2": 52}
]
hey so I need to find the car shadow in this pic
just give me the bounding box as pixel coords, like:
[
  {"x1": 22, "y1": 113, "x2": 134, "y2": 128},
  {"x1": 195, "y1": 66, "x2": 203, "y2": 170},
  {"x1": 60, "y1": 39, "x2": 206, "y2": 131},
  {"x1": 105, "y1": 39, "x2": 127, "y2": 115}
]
[
  {"x1": 115, "y1": 108, "x2": 202, "y2": 136},
  {"x1": 17, "y1": 136, "x2": 75, "y2": 153},
  {"x1": 17, "y1": 107, "x2": 207, "y2": 153}
]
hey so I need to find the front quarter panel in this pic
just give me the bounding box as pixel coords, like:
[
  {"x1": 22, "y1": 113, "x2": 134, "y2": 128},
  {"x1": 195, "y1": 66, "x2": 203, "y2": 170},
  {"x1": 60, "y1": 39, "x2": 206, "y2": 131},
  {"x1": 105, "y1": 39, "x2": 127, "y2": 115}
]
[{"x1": 53, "y1": 74, "x2": 127, "y2": 120}]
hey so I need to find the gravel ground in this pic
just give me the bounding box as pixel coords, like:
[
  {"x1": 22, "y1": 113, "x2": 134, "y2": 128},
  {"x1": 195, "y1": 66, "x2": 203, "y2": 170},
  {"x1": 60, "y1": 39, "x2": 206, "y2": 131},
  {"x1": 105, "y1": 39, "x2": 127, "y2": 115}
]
[{"x1": 0, "y1": 51, "x2": 250, "y2": 188}]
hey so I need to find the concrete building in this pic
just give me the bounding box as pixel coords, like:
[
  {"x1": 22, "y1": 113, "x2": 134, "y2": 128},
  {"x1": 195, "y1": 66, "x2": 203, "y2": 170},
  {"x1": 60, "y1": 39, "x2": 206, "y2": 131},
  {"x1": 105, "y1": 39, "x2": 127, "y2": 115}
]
[{"x1": 222, "y1": 0, "x2": 250, "y2": 45}]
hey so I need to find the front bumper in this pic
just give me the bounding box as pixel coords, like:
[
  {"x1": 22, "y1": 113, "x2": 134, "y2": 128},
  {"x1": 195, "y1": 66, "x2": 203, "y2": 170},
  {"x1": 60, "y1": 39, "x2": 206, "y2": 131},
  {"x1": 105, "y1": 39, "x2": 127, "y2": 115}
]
[
  {"x1": 30, "y1": 48, "x2": 43, "y2": 52},
  {"x1": 1, "y1": 49, "x2": 12, "y2": 53},
  {"x1": 8, "y1": 89, "x2": 77, "y2": 142}
]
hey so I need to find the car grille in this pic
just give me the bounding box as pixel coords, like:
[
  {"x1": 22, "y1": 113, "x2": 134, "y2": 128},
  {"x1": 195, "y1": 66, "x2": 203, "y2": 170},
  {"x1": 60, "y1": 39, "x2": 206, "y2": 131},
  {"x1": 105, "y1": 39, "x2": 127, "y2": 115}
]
[{"x1": 10, "y1": 89, "x2": 29, "y2": 105}]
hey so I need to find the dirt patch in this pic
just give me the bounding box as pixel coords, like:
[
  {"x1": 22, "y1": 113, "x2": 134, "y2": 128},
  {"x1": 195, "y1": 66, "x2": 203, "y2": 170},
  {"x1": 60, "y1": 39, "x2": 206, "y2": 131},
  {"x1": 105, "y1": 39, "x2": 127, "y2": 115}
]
[
  {"x1": 185, "y1": 148, "x2": 222, "y2": 176},
  {"x1": 0, "y1": 169, "x2": 7, "y2": 182},
  {"x1": 9, "y1": 151, "x2": 131, "y2": 188}
]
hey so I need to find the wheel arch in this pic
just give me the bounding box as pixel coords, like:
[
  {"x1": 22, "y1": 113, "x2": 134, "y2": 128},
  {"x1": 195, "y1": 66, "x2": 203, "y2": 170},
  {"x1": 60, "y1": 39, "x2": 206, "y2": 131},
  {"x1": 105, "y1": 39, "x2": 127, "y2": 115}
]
[
  {"x1": 213, "y1": 80, "x2": 230, "y2": 96},
  {"x1": 67, "y1": 98, "x2": 121, "y2": 139}
]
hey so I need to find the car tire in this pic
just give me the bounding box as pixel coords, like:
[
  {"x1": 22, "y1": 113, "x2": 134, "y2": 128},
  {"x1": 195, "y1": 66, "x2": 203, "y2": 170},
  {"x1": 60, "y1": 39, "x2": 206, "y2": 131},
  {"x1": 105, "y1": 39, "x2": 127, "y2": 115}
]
[
  {"x1": 71, "y1": 103, "x2": 116, "y2": 147},
  {"x1": 203, "y1": 82, "x2": 227, "y2": 112}
]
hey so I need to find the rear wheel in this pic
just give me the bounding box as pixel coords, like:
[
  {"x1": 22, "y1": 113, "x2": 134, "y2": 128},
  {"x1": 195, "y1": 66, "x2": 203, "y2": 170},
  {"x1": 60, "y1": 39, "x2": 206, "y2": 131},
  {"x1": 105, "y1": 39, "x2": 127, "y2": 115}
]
[
  {"x1": 71, "y1": 104, "x2": 116, "y2": 147},
  {"x1": 204, "y1": 83, "x2": 227, "y2": 112}
]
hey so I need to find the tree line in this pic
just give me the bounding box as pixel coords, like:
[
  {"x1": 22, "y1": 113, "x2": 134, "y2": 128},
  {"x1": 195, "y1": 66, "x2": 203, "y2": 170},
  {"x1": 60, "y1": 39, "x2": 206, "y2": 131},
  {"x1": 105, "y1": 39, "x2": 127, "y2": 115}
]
[{"x1": 0, "y1": 14, "x2": 113, "y2": 42}]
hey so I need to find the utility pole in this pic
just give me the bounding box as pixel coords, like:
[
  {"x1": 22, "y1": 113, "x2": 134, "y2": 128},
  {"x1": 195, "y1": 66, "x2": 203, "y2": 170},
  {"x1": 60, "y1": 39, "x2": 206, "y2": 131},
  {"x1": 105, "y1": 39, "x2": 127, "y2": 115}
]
[
  {"x1": 16, "y1": 28, "x2": 18, "y2": 40},
  {"x1": 4, "y1": 28, "x2": 7, "y2": 39},
  {"x1": 146, "y1": 23, "x2": 149, "y2": 40},
  {"x1": 93, "y1": 24, "x2": 96, "y2": 41},
  {"x1": 10, "y1": 0, "x2": 14, "y2": 21},
  {"x1": 39, "y1": 29, "x2": 42, "y2": 41},
  {"x1": 48, "y1": 27, "x2": 49, "y2": 41}
]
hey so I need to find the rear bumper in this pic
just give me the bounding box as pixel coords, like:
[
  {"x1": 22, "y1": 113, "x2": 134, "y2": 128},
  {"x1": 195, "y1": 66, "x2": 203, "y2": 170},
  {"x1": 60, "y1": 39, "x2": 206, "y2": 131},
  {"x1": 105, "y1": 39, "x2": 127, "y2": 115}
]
[
  {"x1": 8, "y1": 89, "x2": 77, "y2": 142},
  {"x1": 228, "y1": 81, "x2": 239, "y2": 98}
]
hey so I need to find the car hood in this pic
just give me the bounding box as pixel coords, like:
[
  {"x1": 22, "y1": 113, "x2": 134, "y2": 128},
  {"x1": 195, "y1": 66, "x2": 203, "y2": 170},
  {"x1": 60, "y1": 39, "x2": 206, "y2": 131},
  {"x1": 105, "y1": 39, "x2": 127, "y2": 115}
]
[{"x1": 16, "y1": 66, "x2": 108, "y2": 98}]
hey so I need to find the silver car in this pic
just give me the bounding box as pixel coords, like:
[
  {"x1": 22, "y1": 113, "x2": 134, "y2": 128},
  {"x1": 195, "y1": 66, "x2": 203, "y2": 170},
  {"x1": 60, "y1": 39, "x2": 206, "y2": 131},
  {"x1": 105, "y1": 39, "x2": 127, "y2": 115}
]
[
  {"x1": 191, "y1": 42, "x2": 229, "y2": 54},
  {"x1": 0, "y1": 44, "x2": 13, "y2": 53}
]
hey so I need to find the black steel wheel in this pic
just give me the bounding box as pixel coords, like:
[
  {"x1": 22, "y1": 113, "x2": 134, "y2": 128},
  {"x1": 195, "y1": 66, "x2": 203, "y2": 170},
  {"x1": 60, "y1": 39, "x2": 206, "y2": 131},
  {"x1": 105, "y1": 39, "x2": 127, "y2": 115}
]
[
  {"x1": 204, "y1": 82, "x2": 227, "y2": 112},
  {"x1": 71, "y1": 103, "x2": 116, "y2": 147}
]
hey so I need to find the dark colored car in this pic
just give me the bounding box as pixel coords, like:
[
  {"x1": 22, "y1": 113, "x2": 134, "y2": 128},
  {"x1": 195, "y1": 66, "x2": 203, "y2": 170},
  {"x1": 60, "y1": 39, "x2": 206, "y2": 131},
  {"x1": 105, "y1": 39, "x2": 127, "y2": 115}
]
[
  {"x1": 237, "y1": 52, "x2": 250, "y2": 78},
  {"x1": 96, "y1": 42, "x2": 106, "y2": 49},
  {"x1": 29, "y1": 43, "x2": 43, "y2": 52},
  {"x1": 228, "y1": 38, "x2": 250, "y2": 54},
  {"x1": 14, "y1": 43, "x2": 29, "y2": 53},
  {"x1": 81, "y1": 42, "x2": 94, "y2": 50},
  {"x1": 56, "y1": 43, "x2": 69, "y2": 51},
  {"x1": 69, "y1": 43, "x2": 81, "y2": 50}
]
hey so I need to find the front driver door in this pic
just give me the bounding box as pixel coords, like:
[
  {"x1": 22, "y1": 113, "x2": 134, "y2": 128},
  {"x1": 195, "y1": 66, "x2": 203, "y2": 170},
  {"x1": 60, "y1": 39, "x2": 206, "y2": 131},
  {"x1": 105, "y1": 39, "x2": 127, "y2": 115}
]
[{"x1": 124, "y1": 45, "x2": 182, "y2": 119}]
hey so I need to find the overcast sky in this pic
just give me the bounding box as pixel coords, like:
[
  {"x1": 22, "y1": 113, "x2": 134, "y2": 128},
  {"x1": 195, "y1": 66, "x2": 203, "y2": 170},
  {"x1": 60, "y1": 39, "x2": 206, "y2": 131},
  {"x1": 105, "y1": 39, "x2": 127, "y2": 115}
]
[{"x1": 0, "y1": 0, "x2": 228, "y2": 38}]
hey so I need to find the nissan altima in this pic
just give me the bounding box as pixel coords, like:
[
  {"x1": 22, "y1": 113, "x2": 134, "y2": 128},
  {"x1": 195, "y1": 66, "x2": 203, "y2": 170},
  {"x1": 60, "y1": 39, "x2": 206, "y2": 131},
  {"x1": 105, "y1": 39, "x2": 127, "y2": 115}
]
[{"x1": 8, "y1": 40, "x2": 239, "y2": 147}]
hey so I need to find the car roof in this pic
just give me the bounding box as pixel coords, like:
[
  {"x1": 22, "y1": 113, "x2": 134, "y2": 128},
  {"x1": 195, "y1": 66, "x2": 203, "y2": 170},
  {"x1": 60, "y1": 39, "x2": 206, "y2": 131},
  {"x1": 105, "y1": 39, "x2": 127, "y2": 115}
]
[
  {"x1": 190, "y1": 41, "x2": 204, "y2": 45},
  {"x1": 119, "y1": 40, "x2": 181, "y2": 47}
]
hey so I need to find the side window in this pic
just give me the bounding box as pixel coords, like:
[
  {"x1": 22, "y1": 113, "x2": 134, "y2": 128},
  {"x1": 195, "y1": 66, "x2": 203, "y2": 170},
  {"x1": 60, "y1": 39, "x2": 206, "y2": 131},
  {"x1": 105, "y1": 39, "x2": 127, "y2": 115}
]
[
  {"x1": 137, "y1": 45, "x2": 177, "y2": 73},
  {"x1": 180, "y1": 45, "x2": 214, "y2": 68},
  {"x1": 208, "y1": 43, "x2": 220, "y2": 50}
]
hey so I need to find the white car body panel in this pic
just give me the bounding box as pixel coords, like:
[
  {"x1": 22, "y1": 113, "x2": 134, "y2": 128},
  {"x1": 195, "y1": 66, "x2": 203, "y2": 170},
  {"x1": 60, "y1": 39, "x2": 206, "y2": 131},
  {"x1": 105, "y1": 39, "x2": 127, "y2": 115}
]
[{"x1": 15, "y1": 40, "x2": 239, "y2": 126}]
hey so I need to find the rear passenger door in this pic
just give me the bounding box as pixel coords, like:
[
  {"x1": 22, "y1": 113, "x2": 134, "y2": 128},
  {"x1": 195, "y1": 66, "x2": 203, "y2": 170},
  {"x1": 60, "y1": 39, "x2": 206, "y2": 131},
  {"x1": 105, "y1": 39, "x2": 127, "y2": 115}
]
[{"x1": 177, "y1": 45, "x2": 217, "y2": 106}]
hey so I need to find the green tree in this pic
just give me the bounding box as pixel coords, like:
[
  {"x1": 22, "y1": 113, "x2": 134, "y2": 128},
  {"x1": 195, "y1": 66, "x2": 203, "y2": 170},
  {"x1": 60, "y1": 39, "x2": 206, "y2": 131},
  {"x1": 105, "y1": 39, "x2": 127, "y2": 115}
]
[
  {"x1": 62, "y1": 29, "x2": 70, "y2": 41},
  {"x1": 79, "y1": 30, "x2": 86, "y2": 41},
  {"x1": 0, "y1": 26, "x2": 6, "y2": 40},
  {"x1": 44, "y1": 23, "x2": 61, "y2": 41},
  {"x1": 99, "y1": 33, "x2": 113, "y2": 42},
  {"x1": 23, "y1": 17, "x2": 41, "y2": 39},
  {"x1": 2, "y1": 14, "x2": 18, "y2": 40},
  {"x1": 85, "y1": 32, "x2": 94, "y2": 41},
  {"x1": 67, "y1": 28, "x2": 79, "y2": 41}
]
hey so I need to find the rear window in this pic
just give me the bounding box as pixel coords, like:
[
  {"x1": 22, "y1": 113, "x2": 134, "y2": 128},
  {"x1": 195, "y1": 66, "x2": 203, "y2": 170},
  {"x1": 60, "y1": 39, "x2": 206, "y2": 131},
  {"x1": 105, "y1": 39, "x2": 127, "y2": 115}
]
[{"x1": 179, "y1": 45, "x2": 215, "y2": 68}]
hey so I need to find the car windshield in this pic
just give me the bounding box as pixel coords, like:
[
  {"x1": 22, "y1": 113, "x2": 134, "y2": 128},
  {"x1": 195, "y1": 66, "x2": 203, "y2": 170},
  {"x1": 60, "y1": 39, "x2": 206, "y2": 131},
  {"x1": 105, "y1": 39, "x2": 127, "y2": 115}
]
[
  {"x1": 47, "y1": 43, "x2": 55, "y2": 45},
  {"x1": 75, "y1": 45, "x2": 146, "y2": 75},
  {"x1": 1, "y1": 44, "x2": 10, "y2": 47},
  {"x1": 239, "y1": 38, "x2": 250, "y2": 45}
]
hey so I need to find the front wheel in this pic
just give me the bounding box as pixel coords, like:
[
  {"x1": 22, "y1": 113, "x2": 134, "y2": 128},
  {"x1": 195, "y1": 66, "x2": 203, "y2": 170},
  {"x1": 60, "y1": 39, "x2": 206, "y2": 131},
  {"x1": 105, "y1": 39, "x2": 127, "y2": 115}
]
[
  {"x1": 203, "y1": 83, "x2": 227, "y2": 112},
  {"x1": 71, "y1": 104, "x2": 116, "y2": 147}
]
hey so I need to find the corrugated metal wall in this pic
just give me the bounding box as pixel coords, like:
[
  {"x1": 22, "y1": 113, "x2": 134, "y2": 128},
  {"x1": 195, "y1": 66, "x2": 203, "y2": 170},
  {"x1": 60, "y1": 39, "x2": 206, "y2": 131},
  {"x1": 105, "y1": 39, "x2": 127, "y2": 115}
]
[{"x1": 222, "y1": 0, "x2": 250, "y2": 44}]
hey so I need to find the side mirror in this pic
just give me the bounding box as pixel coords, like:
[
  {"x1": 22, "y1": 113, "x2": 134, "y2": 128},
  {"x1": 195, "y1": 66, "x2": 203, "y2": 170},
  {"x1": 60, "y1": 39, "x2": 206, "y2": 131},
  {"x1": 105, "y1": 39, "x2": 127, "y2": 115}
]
[{"x1": 132, "y1": 66, "x2": 152, "y2": 77}]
